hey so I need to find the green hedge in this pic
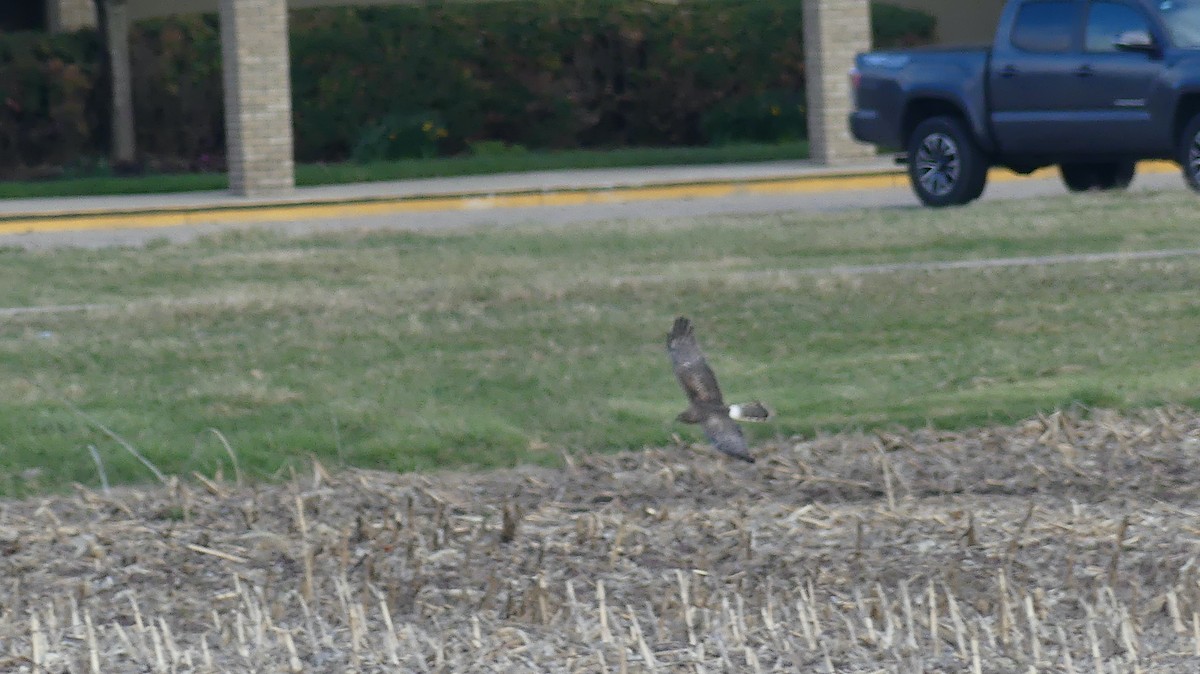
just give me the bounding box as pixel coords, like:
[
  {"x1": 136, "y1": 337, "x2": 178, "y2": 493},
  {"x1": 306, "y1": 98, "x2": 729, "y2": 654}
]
[
  {"x1": 291, "y1": 0, "x2": 934, "y2": 160},
  {"x1": 0, "y1": 30, "x2": 105, "y2": 175},
  {"x1": 129, "y1": 16, "x2": 225, "y2": 169},
  {"x1": 0, "y1": 1, "x2": 935, "y2": 177}
]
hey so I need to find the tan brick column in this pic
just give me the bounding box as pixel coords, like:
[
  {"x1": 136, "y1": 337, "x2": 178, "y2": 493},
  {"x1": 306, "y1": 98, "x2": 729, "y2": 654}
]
[
  {"x1": 107, "y1": 0, "x2": 136, "y2": 164},
  {"x1": 219, "y1": 0, "x2": 295, "y2": 196},
  {"x1": 48, "y1": 0, "x2": 97, "y2": 32},
  {"x1": 803, "y1": 0, "x2": 876, "y2": 165}
]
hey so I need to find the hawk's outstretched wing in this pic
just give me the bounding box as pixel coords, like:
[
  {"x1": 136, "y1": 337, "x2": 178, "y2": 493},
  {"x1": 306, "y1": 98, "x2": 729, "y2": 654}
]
[
  {"x1": 701, "y1": 415, "x2": 756, "y2": 463},
  {"x1": 667, "y1": 317, "x2": 724, "y2": 406}
]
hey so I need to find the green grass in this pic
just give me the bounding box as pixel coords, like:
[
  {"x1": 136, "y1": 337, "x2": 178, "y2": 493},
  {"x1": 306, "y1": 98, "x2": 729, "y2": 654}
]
[
  {"x1": 0, "y1": 142, "x2": 810, "y2": 200},
  {"x1": 2, "y1": 188, "x2": 1200, "y2": 494}
]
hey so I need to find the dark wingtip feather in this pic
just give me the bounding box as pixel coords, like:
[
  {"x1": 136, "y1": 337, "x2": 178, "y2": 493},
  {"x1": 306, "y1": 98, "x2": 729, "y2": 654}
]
[
  {"x1": 668, "y1": 316, "x2": 692, "y2": 346},
  {"x1": 671, "y1": 316, "x2": 691, "y2": 335}
]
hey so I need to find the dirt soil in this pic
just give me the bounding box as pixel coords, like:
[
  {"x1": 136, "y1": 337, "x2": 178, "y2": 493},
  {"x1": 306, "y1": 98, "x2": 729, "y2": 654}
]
[{"x1": 3, "y1": 407, "x2": 1200, "y2": 672}]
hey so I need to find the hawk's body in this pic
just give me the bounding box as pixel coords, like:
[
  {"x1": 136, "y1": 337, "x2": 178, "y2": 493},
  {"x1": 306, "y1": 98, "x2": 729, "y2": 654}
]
[{"x1": 666, "y1": 316, "x2": 770, "y2": 463}]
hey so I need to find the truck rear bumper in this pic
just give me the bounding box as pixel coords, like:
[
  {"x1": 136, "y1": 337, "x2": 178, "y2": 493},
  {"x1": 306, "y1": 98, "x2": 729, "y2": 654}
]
[{"x1": 849, "y1": 110, "x2": 898, "y2": 148}]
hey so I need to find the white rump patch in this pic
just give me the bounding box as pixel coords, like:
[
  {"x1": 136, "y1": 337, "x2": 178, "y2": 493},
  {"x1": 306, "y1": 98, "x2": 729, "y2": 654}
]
[{"x1": 729, "y1": 404, "x2": 745, "y2": 420}]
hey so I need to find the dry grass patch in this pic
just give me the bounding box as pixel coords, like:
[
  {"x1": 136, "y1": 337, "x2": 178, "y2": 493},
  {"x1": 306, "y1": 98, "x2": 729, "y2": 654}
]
[{"x1": 3, "y1": 408, "x2": 1200, "y2": 671}]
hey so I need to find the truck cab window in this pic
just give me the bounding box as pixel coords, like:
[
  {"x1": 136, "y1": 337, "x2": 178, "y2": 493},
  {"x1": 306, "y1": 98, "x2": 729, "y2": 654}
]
[
  {"x1": 1011, "y1": 1, "x2": 1078, "y2": 52},
  {"x1": 1086, "y1": 2, "x2": 1153, "y2": 51}
]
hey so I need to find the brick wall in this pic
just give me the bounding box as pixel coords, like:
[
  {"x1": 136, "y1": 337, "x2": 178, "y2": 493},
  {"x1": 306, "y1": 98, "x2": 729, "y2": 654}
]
[
  {"x1": 803, "y1": 0, "x2": 876, "y2": 165},
  {"x1": 219, "y1": 0, "x2": 295, "y2": 195}
]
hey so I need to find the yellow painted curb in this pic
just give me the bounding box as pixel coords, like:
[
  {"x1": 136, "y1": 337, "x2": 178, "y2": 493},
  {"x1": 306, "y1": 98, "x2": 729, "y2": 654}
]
[
  {"x1": 0, "y1": 160, "x2": 1181, "y2": 236},
  {"x1": 989, "y1": 159, "x2": 1178, "y2": 183}
]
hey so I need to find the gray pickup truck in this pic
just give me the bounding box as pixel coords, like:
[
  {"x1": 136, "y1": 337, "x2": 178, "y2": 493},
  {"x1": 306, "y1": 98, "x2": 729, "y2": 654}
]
[{"x1": 850, "y1": 0, "x2": 1200, "y2": 206}]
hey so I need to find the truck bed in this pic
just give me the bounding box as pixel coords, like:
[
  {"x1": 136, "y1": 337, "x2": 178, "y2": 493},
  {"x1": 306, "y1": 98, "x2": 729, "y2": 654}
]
[{"x1": 852, "y1": 48, "x2": 991, "y2": 150}]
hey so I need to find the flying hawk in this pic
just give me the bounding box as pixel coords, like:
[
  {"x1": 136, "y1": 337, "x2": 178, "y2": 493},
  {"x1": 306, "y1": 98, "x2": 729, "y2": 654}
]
[{"x1": 667, "y1": 316, "x2": 771, "y2": 463}]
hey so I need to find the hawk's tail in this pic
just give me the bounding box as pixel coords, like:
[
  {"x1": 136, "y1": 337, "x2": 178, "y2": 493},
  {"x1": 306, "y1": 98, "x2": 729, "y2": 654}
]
[{"x1": 729, "y1": 401, "x2": 772, "y2": 422}]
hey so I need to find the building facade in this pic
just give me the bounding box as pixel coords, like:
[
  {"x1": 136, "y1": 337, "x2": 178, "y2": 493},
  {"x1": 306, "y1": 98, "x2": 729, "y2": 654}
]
[
  {"x1": 46, "y1": 0, "x2": 97, "y2": 32},
  {"x1": 33, "y1": 0, "x2": 887, "y2": 193},
  {"x1": 887, "y1": 0, "x2": 1007, "y2": 45}
]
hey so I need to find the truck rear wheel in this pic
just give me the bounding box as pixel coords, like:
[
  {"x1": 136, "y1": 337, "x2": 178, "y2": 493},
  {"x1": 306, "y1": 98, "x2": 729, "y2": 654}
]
[
  {"x1": 1180, "y1": 113, "x2": 1200, "y2": 192},
  {"x1": 1059, "y1": 162, "x2": 1136, "y2": 192},
  {"x1": 906, "y1": 116, "x2": 988, "y2": 208}
]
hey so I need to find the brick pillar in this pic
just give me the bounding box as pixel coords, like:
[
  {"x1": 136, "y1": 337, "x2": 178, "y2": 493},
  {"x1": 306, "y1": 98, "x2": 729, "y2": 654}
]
[
  {"x1": 47, "y1": 0, "x2": 97, "y2": 32},
  {"x1": 107, "y1": 0, "x2": 136, "y2": 164},
  {"x1": 219, "y1": 0, "x2": 295, "y2": 196},
  {"x1": 803, "y1": 0, "x2": 876, "y2": 165}
]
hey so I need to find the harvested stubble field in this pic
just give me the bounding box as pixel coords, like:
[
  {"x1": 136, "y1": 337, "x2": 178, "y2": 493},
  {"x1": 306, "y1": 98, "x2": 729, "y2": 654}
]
[{"x1": 4, "y1": 408, "x2": 1200, "y2": 672}]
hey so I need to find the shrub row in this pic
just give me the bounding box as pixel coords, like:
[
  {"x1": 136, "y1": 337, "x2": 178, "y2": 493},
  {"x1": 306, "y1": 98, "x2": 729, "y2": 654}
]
[
  {"x1": 0, "y1": 1, "x2": 934, "y2": 177},
  {"x1": 0, "y1": 29, "x2": 105, "y2": 175}
]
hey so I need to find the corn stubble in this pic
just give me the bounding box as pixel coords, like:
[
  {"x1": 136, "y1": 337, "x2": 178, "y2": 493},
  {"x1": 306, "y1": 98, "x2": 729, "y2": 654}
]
[{"x1": 4, "y1": 407, "x2": 1200, "y2": 671}]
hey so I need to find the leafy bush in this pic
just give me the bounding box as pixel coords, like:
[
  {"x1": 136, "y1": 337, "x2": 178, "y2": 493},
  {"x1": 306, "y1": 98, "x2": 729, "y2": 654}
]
[
  {"x1": 468, "y1": 140, "x2": 530, "y2": 157},
  {"x1": 0, "y1": 29, "x2": 105, "y2": 177},
  {"x1": 872, "y1": 3, "x2": 940, "y2": 48},
  {"x1": 129, "y1": 16, "x2": 224, "y2": 166},
  {"x1": 700, "y1": 90, "x2": 808, "y2": 145},
  {"x1": 350, "y1": 112, "x2": 448, "y2": 162},
  {"x1": 0, "y1": 1, "x2": 935, "y2": 176},
  {"x1": 289, "y1": 0, "x2": 934, "y2": 160}
]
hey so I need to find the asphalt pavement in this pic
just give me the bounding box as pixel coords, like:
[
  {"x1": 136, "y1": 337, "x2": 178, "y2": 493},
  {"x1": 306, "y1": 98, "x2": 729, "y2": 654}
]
[{"x1": 0, "y1": 158, "x2": 1187, "y2": 248}]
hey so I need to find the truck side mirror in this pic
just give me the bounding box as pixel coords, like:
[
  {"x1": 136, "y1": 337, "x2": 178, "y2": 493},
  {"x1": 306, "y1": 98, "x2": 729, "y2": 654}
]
[{"x1": 1114, "y1": 29, "x2": 1157, "y2": 53}]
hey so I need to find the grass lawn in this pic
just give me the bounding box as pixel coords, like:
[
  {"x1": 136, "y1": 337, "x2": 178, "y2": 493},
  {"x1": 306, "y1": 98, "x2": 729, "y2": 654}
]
[
  {"x1": 2, "y1": 187, "x2": 1200, "y2": 494},
  {"x1": 0, "y1": 142, "x2": 810, "y2": 200}
]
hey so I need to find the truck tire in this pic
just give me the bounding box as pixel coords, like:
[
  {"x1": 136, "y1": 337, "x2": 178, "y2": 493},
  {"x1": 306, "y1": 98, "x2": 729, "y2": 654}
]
[
  {"x1": 906, "y1": 116, "x2": 989, "y2": 208},
  {"x1": 1059, "y1": 162, "x2": 1136, "y2": 192},
  {"x1": 1180, "y1": 113, "x2": 1200, "y2": 193}
]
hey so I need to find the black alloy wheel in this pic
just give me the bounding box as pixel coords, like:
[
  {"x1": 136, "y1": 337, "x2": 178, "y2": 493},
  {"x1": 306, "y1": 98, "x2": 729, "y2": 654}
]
[
  {"x1": 906, "y1": 116, "x2": 988, "y2": 208},
  {"x1": 1181, "y1": 113, "x2": 1200, "y2": 193}
]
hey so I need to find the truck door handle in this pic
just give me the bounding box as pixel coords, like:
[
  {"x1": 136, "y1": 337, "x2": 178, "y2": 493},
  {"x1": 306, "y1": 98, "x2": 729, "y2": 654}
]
[
  {"x1": 999, "y1": 65, "x2": 1018, "y2": 78},
  {"x1": 1075, "y1": 65, "x2": 1095, "y2": 78}
]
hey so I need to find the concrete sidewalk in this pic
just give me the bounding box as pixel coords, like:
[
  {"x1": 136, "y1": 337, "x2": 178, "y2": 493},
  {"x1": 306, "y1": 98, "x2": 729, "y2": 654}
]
[
  {"x1": 0, "y1": 158, "x2": 1183, "y2": 237},
  {"x1": 0, "y1": 159, "x2": 903, "y2": 219}
]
